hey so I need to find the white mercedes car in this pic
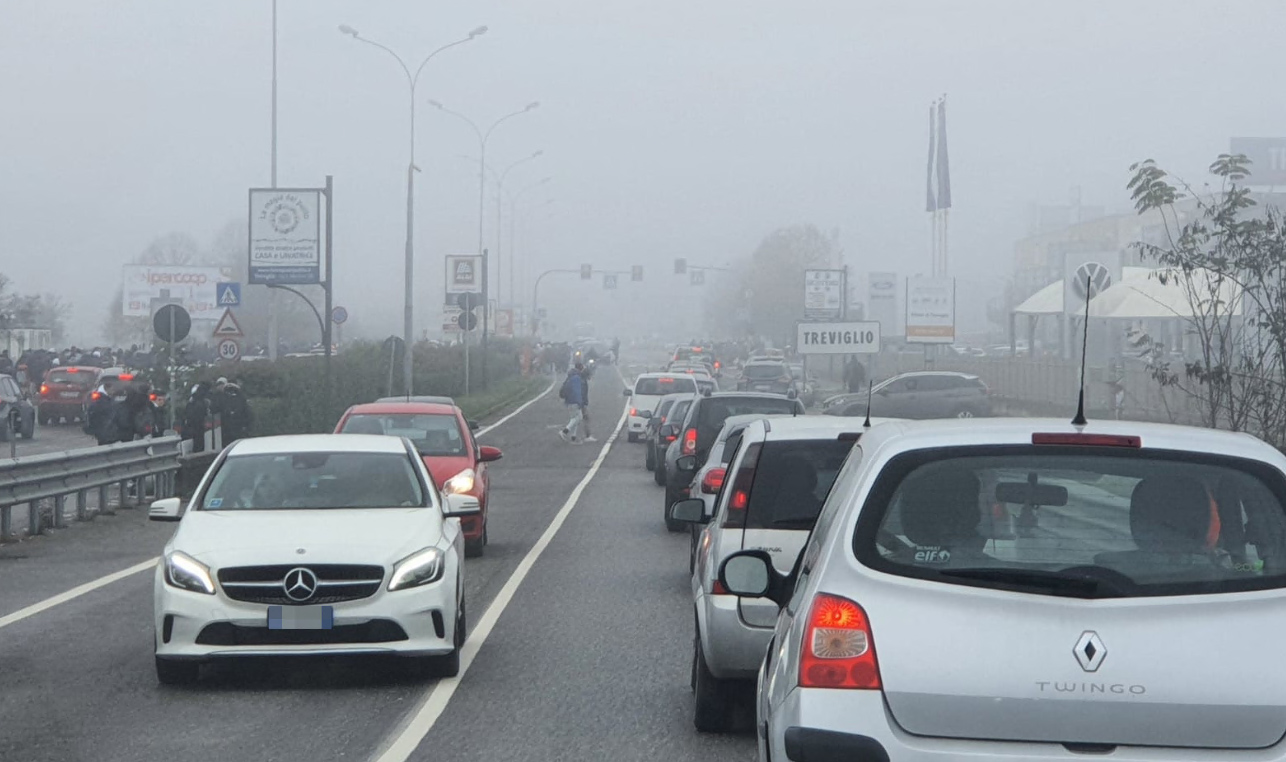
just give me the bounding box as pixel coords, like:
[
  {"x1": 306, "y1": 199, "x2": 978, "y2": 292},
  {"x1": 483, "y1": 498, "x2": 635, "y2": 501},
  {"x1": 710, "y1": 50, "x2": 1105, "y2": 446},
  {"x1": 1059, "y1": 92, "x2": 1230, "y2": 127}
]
[{"x1": 149, "y1": 433, "x2": 478, "y2": 685}]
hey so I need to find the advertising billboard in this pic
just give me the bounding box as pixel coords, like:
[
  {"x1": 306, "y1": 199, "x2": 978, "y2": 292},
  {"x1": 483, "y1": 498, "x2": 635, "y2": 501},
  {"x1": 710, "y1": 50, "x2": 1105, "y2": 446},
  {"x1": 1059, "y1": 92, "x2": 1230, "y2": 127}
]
[
  {"x1": 905, "y1": 276, "x2": 956, "y2": 343},
  {"x1": 804, "y1": 269, "x2": 845, "y2": 320},
  {"x1": 121, "y1": 265, "x2": 231, "y2": 320},
  {"x1": 445, "y1": 255, "x2": 483, "y2": 295},
  {"x1": 248, "y1": 189, "x2": 322, "y2": 285}
]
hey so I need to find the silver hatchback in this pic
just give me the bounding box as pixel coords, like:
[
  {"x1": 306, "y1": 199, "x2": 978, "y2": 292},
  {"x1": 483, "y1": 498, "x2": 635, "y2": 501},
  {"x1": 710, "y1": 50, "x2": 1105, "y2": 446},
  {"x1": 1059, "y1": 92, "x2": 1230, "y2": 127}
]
[{"x1": 721, "y1": 418, "x2": 1286, "y2": 761}]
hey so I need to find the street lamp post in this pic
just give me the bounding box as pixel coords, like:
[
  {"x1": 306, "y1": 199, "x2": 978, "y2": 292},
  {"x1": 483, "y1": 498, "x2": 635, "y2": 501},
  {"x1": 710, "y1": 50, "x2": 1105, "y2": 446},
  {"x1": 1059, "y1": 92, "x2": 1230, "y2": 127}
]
[
  {"x1": 494, "y1": 153, "x2": 543, "y2": 307},
  {"x1": 429, "y1": 100, "x2": 539, "y2": 387},
  {"x1": 507, "y1": 182, "x2": 552, "y2": 320},
  {"x1": 339, "y1": 24, "x2": 486, "y2": 395}
]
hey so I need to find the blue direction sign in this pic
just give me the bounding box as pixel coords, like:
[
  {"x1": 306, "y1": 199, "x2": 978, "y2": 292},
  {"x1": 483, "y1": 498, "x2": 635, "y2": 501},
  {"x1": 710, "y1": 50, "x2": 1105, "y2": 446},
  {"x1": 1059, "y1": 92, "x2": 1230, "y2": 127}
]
[
  {"x1": 217, "y1": 282, "x2": 242, "y2": 307},
  {"x1": 331, "y1": 306, "x2": 348, "y2": 325}
]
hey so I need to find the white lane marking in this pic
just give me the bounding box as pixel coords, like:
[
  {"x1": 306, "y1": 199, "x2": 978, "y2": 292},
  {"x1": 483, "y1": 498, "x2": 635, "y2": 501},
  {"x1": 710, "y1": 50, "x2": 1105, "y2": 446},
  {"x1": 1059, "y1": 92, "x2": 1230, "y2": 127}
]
[
  {"x1": 0, "y1": 376, "x2": 559, "y2": 628},
  {"x1": 0, "y1": 558, "x2": 157, "y2": 631},
  {"x1": 372, "y1": 405, "x2": 630, "y2": 762},
  {"x1": 476, "y1": 378, "x2": 556, "y2": 437}
]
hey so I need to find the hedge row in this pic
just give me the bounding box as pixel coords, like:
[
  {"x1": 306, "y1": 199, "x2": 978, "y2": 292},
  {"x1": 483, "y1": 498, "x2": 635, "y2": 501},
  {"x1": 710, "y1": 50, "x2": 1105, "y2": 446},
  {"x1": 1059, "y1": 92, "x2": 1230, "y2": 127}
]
[{"x1": 186, "y1": 339, "x2": 523, "y2": 436}]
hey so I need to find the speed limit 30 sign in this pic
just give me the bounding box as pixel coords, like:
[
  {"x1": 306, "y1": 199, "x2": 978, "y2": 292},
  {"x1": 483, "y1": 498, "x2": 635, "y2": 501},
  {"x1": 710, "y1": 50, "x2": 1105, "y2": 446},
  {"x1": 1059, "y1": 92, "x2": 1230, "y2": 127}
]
[{"x1": 218, "y1": 338, "x2": 241, "y2": 362}]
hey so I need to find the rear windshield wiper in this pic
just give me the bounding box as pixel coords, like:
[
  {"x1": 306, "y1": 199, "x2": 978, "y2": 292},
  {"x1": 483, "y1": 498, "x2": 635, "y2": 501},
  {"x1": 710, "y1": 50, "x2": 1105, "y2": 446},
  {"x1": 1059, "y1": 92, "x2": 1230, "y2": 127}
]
[{"x1": 936, "y1": 568, "x2": 1125, "y2": 598}]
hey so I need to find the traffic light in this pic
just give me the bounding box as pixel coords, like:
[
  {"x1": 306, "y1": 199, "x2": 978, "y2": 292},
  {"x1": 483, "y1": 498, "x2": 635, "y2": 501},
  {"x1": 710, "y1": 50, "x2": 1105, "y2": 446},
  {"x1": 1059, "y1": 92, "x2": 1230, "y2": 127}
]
[
  {"x1": 631, "y1": 265, "x2": 643, "y2": 282},
  {"x1": 580, "y1": 264, "x2": 593, "y2": 280},
  {"x1": 456, "y1": 291, "x2": 481, "y2": 331},
  {"x1": 674, "y1": 258, "x2": 687, "y2": 274},
  {"x1": 603, "y1": 274, "x2": 617, "y2": 289}
]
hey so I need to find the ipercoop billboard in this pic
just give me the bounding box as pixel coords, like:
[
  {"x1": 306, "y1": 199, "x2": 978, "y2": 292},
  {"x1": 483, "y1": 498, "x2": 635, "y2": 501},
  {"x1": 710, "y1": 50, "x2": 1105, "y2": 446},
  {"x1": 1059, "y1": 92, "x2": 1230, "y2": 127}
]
[{"x1": 121, "y1": 265, "x2": 232, "y2": 320}]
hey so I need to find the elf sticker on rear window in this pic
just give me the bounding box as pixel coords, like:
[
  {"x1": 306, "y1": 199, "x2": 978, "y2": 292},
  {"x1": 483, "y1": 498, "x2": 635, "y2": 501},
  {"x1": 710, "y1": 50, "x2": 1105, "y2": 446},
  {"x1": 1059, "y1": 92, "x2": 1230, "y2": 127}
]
[
  {"x1": 206, "y1": 498, "x2": 223, "y2": 508},
  {"x1": 914, "y1": 546, "x2": 951, "y2": 563}
]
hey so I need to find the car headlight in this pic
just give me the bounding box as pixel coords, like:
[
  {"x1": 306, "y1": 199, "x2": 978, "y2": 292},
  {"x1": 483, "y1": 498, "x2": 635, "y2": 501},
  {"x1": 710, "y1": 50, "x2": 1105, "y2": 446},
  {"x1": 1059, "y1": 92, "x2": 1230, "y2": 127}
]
[
  {"x1": 164, "y1": 551, "x2": 215, "y2": 595},
  {"x1": 388, "y1": 547, "x2": 446, "y2": 591},
  {"x1": 443, "y1": 468, "x2": 476, "y2": 495}
]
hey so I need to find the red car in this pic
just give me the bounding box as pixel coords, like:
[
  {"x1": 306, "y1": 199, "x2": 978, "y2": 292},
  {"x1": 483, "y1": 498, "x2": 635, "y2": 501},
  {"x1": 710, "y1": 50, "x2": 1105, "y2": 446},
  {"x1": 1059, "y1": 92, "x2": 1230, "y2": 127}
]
[
  {"x1": 334, "y1": 400, "x2": 502, "y2": 557},
  {"x1": 38, "y1": 366, "x2": 102, "y2": 424}
]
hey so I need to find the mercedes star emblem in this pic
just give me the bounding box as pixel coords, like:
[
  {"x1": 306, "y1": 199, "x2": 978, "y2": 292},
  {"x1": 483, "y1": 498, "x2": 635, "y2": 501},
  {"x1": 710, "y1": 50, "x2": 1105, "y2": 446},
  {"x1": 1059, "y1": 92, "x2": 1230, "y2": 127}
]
[
  {"x1": 1074, "y1": 631, "x2": 1107, "y2": 672},
  {"x1": 283, "y1": 567, "x2": 318, "y2": 602}
]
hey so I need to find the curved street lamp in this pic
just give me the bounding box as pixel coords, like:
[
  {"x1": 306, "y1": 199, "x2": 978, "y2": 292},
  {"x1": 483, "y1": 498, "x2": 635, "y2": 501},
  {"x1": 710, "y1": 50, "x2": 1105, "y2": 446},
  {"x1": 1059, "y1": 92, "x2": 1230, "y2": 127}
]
[{"x1": 338, "y1": 24, "x2": 486, "y2": 394}]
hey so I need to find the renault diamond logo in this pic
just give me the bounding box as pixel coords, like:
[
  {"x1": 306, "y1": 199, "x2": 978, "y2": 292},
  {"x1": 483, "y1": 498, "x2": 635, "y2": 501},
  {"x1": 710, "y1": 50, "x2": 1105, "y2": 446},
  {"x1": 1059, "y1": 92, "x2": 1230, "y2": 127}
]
[
  {"x1": 1074, "y1": 631, "x2": 1107, "y2": 672},
  {"x1": 283, "y1": 567, "x2": 318, "y2": 602}
]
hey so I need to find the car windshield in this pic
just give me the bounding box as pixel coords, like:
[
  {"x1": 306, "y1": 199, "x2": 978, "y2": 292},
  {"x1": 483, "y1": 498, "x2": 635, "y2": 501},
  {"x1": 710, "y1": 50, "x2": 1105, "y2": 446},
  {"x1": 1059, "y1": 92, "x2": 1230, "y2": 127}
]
[
  {"x1": 742, "y1": 364, "x2": 785, "y2": 380},
  {"x1": 635, "y1": 376, "x2": 696, "y2": 395},
  {"x1": 855, "y1": 448, "x2": 1286, "y2": 598},
  {"x1": 745, "y1": 439, "x2": 856, "y2": 529},
  {"x1": 200, "y1": 451, "x2": 426, "y2": 510},
  {"x1": 47, "y1": 370, "x2": 95, "y2": 387},
  {"x1": 339, "y1": 413, "x2": 467, "y2": 456}
]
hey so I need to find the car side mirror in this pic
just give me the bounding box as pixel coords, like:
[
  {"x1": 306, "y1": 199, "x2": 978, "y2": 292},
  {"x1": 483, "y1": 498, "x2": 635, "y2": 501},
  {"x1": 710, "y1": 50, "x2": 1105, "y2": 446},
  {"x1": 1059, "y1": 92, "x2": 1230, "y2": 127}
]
[
  {"x1": 468, "y1": 419, "x2": 481, "y2": 431},
  {"x1": 478, "y1": 445, "x2": 503, "y2": 463},
  {"x1": 622, "y1": 388, "x2": 632, "y2": 397},
  {"x1": 148, "y1": 497, "x2": 183, "y2": 522},
  {"x1": 675, "y1": 454, "x2": 697, "y2": 471},
  {"x1": 443, "y1": 493, "x2": 482, "y2": 518},
  {"x1": 668, "y1": 498, "x2": 708, "y2": 525},
  {"x1": 718, "y1": 550, "x2": 790, "y2": 607}
]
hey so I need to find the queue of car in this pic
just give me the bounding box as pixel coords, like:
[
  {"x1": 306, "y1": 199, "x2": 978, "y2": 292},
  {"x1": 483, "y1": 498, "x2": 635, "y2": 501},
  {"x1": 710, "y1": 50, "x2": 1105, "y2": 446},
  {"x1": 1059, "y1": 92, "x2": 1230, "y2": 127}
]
[{"x1": 146, "y1": 392, "x2": 503, "y2": 685}]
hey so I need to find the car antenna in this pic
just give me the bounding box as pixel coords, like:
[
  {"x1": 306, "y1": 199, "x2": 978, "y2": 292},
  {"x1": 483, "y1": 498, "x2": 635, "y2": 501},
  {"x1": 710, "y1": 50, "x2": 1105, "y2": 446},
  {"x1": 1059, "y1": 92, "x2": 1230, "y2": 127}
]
[
  {"x1": 863, "y1": 380, "x2": 873, "y2": 429},
  {"x1": 1071, "y1": 273, "x2": 1092, "y2": 427}
]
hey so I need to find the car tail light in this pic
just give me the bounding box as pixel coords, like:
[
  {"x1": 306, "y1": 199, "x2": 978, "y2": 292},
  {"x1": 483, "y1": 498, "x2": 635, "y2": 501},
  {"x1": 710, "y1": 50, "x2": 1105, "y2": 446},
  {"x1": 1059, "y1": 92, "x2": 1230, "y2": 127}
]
[
  {"x1": 799, "y1": 593, "x2": 881, "y2": 690},
  {"x1": 722, "y1": 443, "x2": 761, "y2": 528},
  {"x1": 39, "y1": 384, "x2": 49, "y2": 396},
  {"x1": 714, "y1": 361, "x2": 721, "y2": 370},
  {"x1": 701, "y1": 467, "x2": 726, "y2": 494},
  {"x1": 67, "y1": 367, "x2": 79, "y2": 373},
  {"x1": 1032, "y1": 433, "x2": 1141, "y2": 448},
  {"x1": 91, "y1": 391, "x2": 102, "y2": 401},
  {"x1": 681, "y1": 427, "x2": 697, "y2": 456},
  {"x1": 630, "y1": 408, "x2": 637, "y2": 416},
  {"x1": 119, "y1": 373, "x2": 134, "y2": 381}
]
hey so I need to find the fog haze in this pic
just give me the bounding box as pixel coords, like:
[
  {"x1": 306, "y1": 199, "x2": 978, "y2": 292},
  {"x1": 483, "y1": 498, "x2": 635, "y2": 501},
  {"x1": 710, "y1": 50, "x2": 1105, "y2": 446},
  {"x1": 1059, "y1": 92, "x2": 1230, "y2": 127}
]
[{"x1": 3, "y1": 0, "x2": 1283, "y2": 343}]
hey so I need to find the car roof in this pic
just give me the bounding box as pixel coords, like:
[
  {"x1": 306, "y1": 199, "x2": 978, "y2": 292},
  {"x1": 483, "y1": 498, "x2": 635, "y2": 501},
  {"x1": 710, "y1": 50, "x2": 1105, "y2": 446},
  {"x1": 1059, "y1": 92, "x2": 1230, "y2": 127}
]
[
  {"x1": 887, "y1": 370, "x2": 979, "y2": 380},
  {"x1": 636, "y1": 372, "x2": 698, "y2": 382},
  {"x1": 702, "y1": 391, "x2": 795, "y2": 401},
  {"x1": 228, "y1": 433, "x2": 411, "y2": 455},
  {"x1": 48, "y1": 365, "x2": 100, "y2": 373},
  {"x1": 737, "y1": 416, "x2": 902, "y2": 442},
  {"x1": 854, "y1": 417, "x2": 1282, "y2": 463},
  {"x1": 345, "y1": 402, "x2": 458, "y2": 416},
  {"x1": 375, "y1": 395, "x2": 455, "y2": 405}
]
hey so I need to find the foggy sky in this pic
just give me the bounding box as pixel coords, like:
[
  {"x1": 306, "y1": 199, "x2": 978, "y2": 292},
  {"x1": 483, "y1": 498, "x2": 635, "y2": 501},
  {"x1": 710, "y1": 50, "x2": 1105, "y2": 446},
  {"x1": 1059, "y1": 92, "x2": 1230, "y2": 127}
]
[{"x1": 3, "y1": 0, "x2": 1284, "y2": 344}]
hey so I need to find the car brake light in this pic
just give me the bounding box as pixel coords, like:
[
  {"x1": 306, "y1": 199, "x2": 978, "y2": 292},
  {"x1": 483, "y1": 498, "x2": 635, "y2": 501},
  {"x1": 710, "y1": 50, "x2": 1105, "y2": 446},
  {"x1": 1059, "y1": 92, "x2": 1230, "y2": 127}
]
[
  {"x1": 39, "y1": 384, "x2": 49, "y2": 395},
  {"x1": 630, "y1": 408, "x2": 637, "y2": 416},
  {"x1": 119, "y1": 374, "x2": 133, "y2": 381},
  {"x1": 67, "y1": 367, "x2": 78, "y2": 373},
  {"x1": 91, "y1": 391, "x2": 102, "y2": 401},
  {"x1": 659, "y1": 377, "x2": 674, "y2": 384},
  {"x1": 799, "y1": 593, "x2": 881, "y2": 690},
  {"x1": 722, "y1": 443, "x2": 761, "y2": 528},
  {"x1": 714, "y1": 361, "x2": 721, "y2": 369},
  {"x1": 681, "y1": 427, "x2": 697, "y2": 456},
  {"x1": 1032, "y1": 433, "x2": 1141, "y2": 448},
  {"x1": 701, "y1": 467, "x2": 726, "y2": 494}
]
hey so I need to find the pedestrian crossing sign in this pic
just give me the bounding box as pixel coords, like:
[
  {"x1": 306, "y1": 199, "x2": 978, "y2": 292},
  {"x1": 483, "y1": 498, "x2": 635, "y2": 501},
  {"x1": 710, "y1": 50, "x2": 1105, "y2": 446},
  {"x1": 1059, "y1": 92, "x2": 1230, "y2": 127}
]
[
  {"x1": 216, "y1": 282, "x2": 241, "y2": 307},
  {"x1": 212, "y1": 308, "x2": 244, "y2": 337}
]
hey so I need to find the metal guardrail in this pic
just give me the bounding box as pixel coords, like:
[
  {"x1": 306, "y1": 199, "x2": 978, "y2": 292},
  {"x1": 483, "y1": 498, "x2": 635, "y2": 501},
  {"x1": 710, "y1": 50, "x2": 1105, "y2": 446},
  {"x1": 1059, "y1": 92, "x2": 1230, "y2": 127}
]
[{"x1": 0, "y1": 435, "x2": 183, "y2": 541}]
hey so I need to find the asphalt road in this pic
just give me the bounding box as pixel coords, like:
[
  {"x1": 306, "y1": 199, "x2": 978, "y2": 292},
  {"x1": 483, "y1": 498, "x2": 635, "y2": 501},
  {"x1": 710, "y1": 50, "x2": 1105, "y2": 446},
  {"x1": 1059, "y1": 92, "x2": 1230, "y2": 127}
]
[
  {"x1": 0, "y1": 358, "x2": 756, "y2": 762},
  {"x1": 3, "y1": 418, "x2": 100, "y2": 458}
]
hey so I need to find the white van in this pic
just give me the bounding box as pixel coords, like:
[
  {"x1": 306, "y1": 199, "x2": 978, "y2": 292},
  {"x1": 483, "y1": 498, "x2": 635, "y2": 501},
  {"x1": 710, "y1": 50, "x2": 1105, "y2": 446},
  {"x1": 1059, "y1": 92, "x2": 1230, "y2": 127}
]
[{"x1": 623, "y1": 373, "x2": 698, "y2": 442}]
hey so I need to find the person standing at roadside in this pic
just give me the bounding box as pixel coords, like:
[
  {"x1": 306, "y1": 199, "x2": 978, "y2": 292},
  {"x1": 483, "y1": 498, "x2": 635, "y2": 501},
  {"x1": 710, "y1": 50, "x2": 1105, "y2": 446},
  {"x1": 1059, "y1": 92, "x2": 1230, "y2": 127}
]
[
  {"x1": 214, "y1": 377, "x2": 253, "y2": 444},
  {"x1": 558, "y1": 364, "x2": 586, "y2": 443}
]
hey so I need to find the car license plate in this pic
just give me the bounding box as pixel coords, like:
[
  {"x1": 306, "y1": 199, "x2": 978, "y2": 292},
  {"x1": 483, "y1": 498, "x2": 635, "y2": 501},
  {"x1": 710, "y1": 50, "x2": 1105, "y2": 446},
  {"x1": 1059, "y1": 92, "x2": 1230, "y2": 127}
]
[
  {"x1": 59, "y1": 392, "x2": 80, "y2": 398},
  {"x1": 267, "y1": 605, "x2": 334, "y2": 630}
]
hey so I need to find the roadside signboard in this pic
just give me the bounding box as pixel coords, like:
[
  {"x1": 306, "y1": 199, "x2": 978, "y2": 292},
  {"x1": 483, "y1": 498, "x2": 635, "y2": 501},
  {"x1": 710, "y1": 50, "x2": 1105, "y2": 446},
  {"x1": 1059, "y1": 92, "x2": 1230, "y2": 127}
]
[
  {"x1": 442, "y1": 305, "x2": 462, "y2": 333},
  {"x1": 905, "y1": 277, "x2": 955, "y2": 344},
  {"x1": 496, "y1": 309, "x2": 514, "y2": 337},
  {"x1": 331, "y1": 305, "x2": 348, "y2": 324},
  {"x1": 796, "y1": 321, "x2": 881, "y2": 355},
  {"x1": 445, "y1": 255, "x2": 483, "y2": 295},
  {"x1": 248, "y1": 189, "x2": 322, "y2": 285},
  {"x1": 152, "y1": 304, "x2": 192, "y2": 343},
  {"x1": 123, "y1": 265, "x2": 232, "y2": 319},
  {"x1": 804, "y1": 269, "x2": 845, "y2": 320},
  {"x1": 1230, "y1": 137, "x2": 1286, "y2": 185},
  {"x1": 218, "y1": 338, "x2": 241, "y2": 361}
]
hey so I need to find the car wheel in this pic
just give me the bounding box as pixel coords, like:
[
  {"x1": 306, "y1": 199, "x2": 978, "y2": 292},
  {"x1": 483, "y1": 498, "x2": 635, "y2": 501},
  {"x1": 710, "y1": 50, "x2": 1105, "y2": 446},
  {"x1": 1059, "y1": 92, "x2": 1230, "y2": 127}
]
[
  {"x1": 653, "y1": 461, "x2": 667, "y2": 487},
  {"x1": 155, "y1": 656, "x2": 200, "y2": 685},
  {"x1": 692, "y1": 639, "x2": 735, "y2": 732},
  {"x1": 627, "y1": 432, "x2": 639, "y2": 443},
  {"x1": 645, "y1": 444, "x2": 656, "y2": 471},
  {"x1": 955, "y1": 408, "x2": 975, "y2": 419},
  {"x1": 464, "y1": 533, "x2": 485, "y2": 558},
  {"x1": 20, "y1": 416, "x2": 34, "y2": 440},
  {"x1": 413, "y1": 598, "x2": 465, "y2": 679}
]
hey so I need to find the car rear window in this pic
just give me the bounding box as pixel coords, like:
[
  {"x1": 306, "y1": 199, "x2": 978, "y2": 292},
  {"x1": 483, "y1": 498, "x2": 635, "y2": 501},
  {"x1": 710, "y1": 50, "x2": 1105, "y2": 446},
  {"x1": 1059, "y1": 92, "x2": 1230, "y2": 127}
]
[
  {"x1": 339, "y1": 413, "x2": 466, "y2": 456},
  {"x1": 854, "y1": 447, "x2": 1286, "y2": 598},
  {"x1": 744, "y1": 439, "x2": 856, "y2": 529},
  {"x1": 742, "y1": 364, "x2": 786, "y2": 380},
  {"x1": 695, "y1": 397, "x2": 801, "y2": 451},
  {"x1": 720, "y1": 431, "x2": 745, "y2": 465},
  {"x1": 47, "y1": 370, "x2": 95, "y2": 388},
  {"x1": 635, "y1": 376, "x2": 697, "y2": 395},
  {"x1": 653, "y1": 399, "x2": 676, "y2": 418},
  {"x1": 669, "y1": 399, "x2": 693, "y2": 424}
]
